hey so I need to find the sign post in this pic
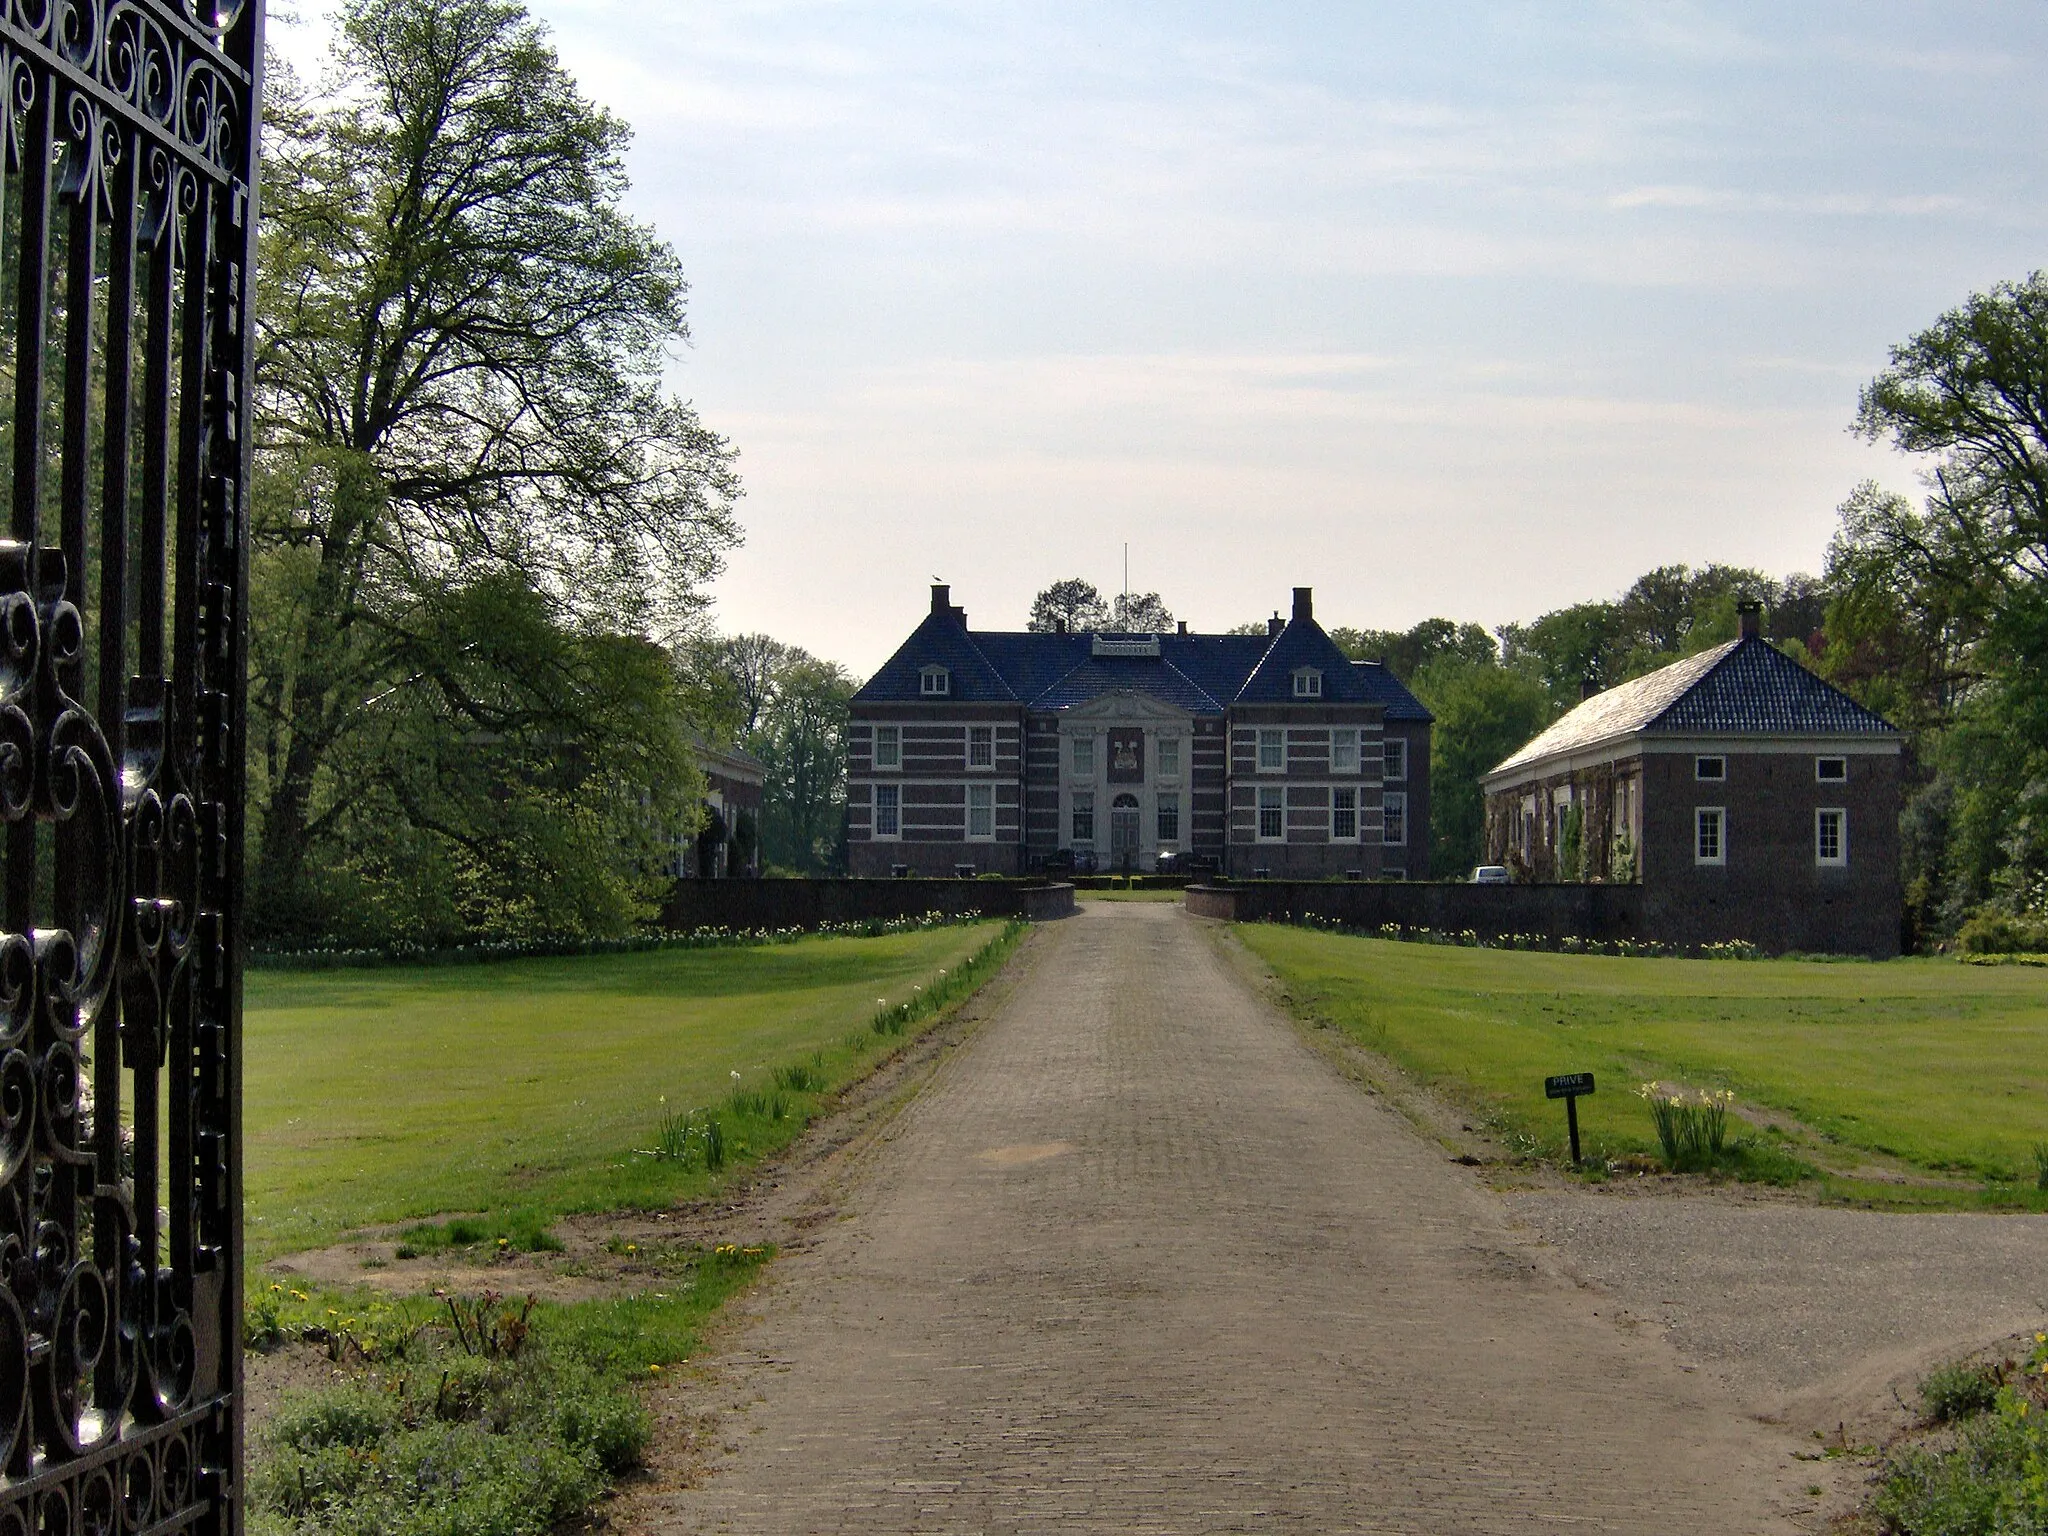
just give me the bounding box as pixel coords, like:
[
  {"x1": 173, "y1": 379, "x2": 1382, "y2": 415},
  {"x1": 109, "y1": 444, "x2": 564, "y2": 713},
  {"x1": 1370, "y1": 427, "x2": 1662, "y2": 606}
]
[{"x1": 1544, "y1": 1072, "x2": 1596, "y2": 1165}]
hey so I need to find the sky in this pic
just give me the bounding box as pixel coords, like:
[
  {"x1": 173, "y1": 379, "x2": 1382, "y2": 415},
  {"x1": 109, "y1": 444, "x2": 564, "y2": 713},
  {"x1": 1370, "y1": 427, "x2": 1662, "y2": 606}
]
[{"x1": 274, "y1": 2, "x2": 2048, "y2": 678}]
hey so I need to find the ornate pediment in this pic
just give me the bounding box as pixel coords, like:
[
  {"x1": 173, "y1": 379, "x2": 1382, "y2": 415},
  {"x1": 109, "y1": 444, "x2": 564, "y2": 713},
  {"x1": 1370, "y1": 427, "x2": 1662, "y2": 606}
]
[{"x1": 1057, "y1": 690, "x2": 1194, "y2": 725}]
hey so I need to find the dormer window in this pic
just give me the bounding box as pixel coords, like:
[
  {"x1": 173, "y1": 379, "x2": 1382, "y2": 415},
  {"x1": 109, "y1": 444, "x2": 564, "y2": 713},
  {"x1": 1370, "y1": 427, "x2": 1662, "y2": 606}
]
[
  {"x1": 1293, "y1": 667, "x2": 1322, "y2": 698},
  {"x1": 920, "y1": 666, "x2": 950, "y2": 697}
]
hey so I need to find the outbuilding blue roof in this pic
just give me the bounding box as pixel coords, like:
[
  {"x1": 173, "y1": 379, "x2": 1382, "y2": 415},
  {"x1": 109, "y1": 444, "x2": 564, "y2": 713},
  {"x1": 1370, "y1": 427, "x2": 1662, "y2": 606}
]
[{"x1": 1486, "y1": 635, "x2": 1898, "y2": 781}]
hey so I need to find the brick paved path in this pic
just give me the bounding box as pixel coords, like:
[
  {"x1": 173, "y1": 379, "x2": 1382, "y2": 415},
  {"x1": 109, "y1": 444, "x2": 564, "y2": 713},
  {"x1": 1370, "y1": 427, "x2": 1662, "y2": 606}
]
[{"x1": 657, "y1": 903, "x2": 1815, "y2": 1533}]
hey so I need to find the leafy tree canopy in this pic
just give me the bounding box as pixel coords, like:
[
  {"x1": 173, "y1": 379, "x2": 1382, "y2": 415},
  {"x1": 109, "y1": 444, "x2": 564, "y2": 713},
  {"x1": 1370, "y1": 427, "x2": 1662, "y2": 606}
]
[{"x1": 250, "y1": 0, "x2": 741, "y2": 942}]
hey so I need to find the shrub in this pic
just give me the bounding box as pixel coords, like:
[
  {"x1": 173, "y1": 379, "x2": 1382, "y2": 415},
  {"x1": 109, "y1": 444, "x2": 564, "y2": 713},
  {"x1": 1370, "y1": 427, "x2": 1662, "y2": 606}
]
[
  {"x1": 1876, "y1": 1386, "x2": 2048, "y2": 1534},
  {"x1": 1921, "y1": 1360, "x2": 2005, "y2": 1423},
  {"x1": 1958, "y1": 908, "x2": 2048, "y2": 955}
]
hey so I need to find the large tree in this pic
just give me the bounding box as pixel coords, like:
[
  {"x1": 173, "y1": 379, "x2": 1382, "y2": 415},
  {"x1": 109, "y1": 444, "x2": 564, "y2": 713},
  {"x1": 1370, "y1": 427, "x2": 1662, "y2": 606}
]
[
  {"x1": 751, "y1": 655, "x2": 857, "y2": 874},
  {"x1": 1027, "y1": 579, "x2": 1110, "y2": 632},
  {"x1": 1831, "y1": 272, "x2": 2048, "y2": 929},
  {"x1": 252, "y1": 0, "x2": 740, "y2": 937}
]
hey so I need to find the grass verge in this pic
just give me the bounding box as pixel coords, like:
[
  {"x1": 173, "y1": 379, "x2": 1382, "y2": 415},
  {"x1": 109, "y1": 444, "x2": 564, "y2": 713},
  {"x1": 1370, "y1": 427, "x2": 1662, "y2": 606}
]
[
  {"x1": 1236, "y1": 922, "x2": 2048, "y2": 1204},
  {"x1": 247, "y1": 917, "x2": 1030, "y2": 1535},
  {"x1": 247, "y1": 919, "x2": 1020, "y2": 1262}
]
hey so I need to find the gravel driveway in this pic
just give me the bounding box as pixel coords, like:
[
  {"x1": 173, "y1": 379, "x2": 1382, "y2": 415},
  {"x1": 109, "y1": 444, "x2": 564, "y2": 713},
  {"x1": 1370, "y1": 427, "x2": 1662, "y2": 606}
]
[
  {"x1": 650, "y1": 902, "x2": 1835, "y2": 1533},
  {"x1": 1504, "y1": 1190, "x2": 2048, "y2": 1436}
]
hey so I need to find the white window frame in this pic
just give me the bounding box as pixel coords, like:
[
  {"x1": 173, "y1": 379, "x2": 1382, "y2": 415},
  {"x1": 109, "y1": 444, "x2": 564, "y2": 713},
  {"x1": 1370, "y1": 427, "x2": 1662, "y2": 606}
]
[
  {"x1": 1257, "y1": 786, "x2": 1285, "y2": 842},
  {"x1": 1157, "y1": 735, "x2": 1181, "y2": 779},
  {"x1": 1331, "y1": 728, "x2": 1360, "y2": 775},
  {"x1": 1071, "y1": 735, "x2": 1095, "y2": 778},
  {"x1": 1383, "y1": 736, "x2": 1407, "y2": 782},
  {"x1": 1816, "y1": 756, "x2": 1847, "y2": 783},
  {"x1": 1382, "y1": 790, "x2": 1407, "y2": 848},
  {"x1": 1815, "y1": 807, "x2": 1847, "y2": 867},
  {"x1": 1293, "y1": 668, "x2": 1322, "y2": 698},
  {"x1": 967, "y1": 782, "x2": 995, "y2": 840},
  {"x1": 1695, "y1": 806, "x2": 1725, "y2": 866},
  {"x1": 1071, "y1": 791, "x2": 1095, "y2": 845},
  {"x1": 1332, "y1": 786, "x2": 1358, "y2": 840},
  {"x1": 1156, "y1": 791, "x2": 1180, "y2": 844},
  {"x1": 968, "y1": 725, "x2": 994, "y2": 769},
  {"x1": 874, "y1": 783, "x2": 900, "y2": 839},
  {"x1": 1695, "y1": 755, "x2": 1726, "y2": 782},
  {"x1": 1257, "y1": 728, "x2": 1285, "y2": 773},
  {"x1": 874, "y1": 725, "x2": 901, "y2": 771},
  {"x1": 920, "y1": 666, "x2": 949, "y2": 697}
]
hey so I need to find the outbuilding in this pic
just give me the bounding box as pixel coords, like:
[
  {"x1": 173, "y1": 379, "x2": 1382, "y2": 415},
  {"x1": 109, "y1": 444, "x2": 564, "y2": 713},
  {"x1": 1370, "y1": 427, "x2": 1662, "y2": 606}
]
[{"x1": 1478, "y1": 603, "x2": 1902, "y2": 956}]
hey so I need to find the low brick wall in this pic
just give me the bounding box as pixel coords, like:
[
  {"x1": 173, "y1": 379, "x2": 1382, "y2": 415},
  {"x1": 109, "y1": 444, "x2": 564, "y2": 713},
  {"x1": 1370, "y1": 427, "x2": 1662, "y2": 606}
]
[
  {"x1": 660, "y1": 878, "x2": 1074, "y2": 931},
  {"x1": 1183, "y1": 880, "x2": 1896, "y2": 957},
  {"x1": 1186, "y1": 882, "x2": 1648, "y2": 942}
]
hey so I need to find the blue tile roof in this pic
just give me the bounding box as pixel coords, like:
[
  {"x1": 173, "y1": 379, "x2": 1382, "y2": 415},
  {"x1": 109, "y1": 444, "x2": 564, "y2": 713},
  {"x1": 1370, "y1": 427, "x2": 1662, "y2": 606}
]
[
  {"x1": 1351, "y1": 662, "x2": 1434, "y2": 723},
  {"x1": 855, "y1": 606, "x2": 1398, "y2": 716},
  {"x1": 1487, "y1": 636, "x2": 1897, "y2": 779},
  {"x1": 1648, "y1": 636, "x2": 1897, "y2": 736}
]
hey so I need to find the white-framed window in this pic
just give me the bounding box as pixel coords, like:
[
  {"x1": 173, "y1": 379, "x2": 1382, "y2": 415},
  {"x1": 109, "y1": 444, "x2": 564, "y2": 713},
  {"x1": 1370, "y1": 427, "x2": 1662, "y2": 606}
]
[
  {"x1": 1695, "y1": 806, "x2": 1725, "y2": 865},
  {"x1": 1384, "y1": 737, "x2": 1407, "y2": 782},
  {"x1": 920, "y1": 666, "x2": 949, "y2": 696},
  {"x1": 1257, "y1": 786, "x2": 1285, "y2": 841},
  {"x1": 1157, "y1": 736, "x2": 1181, "y2": 778},
  {"x1": 1293, "y1": 668, "x2": 1322, "y2": 698},
  {"x1": 1816, "y1": 756, "x2": 1847, "y2": 783},
  {"x1": 1071, "y1": 792, "x2": 1095, "y2": 844},
  {"x1": 1071, "y1": 735, "x2": 1095, "y2": 777},
  {"x1": 1156, "y1": 792, "x2": 1180, "y2": 843},
  {"x1": 1383, "y1": 791, "x2": 1407, "y2": 847},
  {"x1": 968, "y1": 783, "x2": 994, "y2": 840},
  {"x1": 1333, "y1": 787, "x2": 1358, "y2": 840},
  {"x1": 1332, "y1": 728, "x2": 1360, "y2": 775},
  {"x1": 1816, "y1": 807, "x2": 1847, "y2": 866},
  {"x1": 1257, "y1": 729, "x2": 1284, "y2": 772},
  {"x1": 874, "y1": 725, "x2": 901, "y2": 770},
  {"x1": 968, "y1": 725, "x2": 993, "y2": 768},
  {"x1": 875, "y1": 783, "x2": 900, "y2": 839},
  {"x1": 1695, "y1": 755, "x2": 1726, "y2": 781}
]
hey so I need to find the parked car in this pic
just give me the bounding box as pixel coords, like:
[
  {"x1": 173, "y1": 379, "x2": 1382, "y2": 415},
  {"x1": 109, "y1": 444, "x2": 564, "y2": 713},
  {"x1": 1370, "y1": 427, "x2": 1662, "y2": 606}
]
[{"x1": 1469, "y1": 865, "x2": 1511, "y2": 884}]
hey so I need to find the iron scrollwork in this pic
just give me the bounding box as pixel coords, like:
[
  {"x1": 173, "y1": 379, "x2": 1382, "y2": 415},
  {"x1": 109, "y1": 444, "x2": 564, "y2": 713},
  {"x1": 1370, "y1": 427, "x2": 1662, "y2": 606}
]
[{"x1": 0, "y1": 0, "x2": 259, "y2": 1529}]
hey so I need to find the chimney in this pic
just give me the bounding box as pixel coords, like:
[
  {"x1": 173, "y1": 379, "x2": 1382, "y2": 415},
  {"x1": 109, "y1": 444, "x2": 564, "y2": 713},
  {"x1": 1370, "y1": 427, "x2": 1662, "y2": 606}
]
[
  {"x1": 1292, "y1": 587, "x2": 1313, "y2": 622},
  {"x1": 1579, "y1": 676, "x2": 1599, "y2": 702},
  {"x1": 930, "y1": 583, "x2": 950, "y2": 615},
  {"x1": 1176, "y1": 620, "x2": 1188, "y2": 637},
  {"x1": 1267, "y1": 613, "x2": 1283, "y2": 639},
  {"x1": 1055, "y1": 616, "x2": 1068, "y2": 635},
  {"x1": 1737, "y1": 599, "x2": 1762, "y2": 640}
]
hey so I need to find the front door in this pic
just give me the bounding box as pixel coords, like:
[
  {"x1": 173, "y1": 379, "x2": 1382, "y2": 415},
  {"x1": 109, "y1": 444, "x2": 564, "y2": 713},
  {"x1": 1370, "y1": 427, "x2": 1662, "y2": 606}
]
[{"x1": 1111, "y1": 794, "x2": 1141, "y2": 862}]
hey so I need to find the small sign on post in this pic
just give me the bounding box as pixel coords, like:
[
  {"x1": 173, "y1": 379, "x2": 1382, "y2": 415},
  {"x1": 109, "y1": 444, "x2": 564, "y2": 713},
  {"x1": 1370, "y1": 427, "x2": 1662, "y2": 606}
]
[{"x1": 1544, "y1": 1071, "x2": 1596, "y2": 1165}]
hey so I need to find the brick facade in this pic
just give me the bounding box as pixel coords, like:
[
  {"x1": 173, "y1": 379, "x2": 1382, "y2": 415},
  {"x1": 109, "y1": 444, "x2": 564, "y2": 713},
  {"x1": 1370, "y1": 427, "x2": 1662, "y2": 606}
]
[{"x1": 848, "y1": 586, "x2": 1433, "y2": 879}]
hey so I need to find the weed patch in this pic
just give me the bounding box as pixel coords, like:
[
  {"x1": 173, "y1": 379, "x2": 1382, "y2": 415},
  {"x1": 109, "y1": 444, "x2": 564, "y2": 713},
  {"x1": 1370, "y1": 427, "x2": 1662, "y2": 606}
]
[
  {"x1": 249, "y1": 1247, "x2": 769, "y2": 1536},
  {"x1": 1869, "y1": 1337, "x2": 2048, "y2": 1533}
]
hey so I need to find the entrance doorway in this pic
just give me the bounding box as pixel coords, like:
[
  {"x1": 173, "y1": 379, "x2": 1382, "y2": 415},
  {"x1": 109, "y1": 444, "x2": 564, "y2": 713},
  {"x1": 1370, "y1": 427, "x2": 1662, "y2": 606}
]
[{"x1": 1111, "y1": 794, "x2": 1141, "y2": 864}]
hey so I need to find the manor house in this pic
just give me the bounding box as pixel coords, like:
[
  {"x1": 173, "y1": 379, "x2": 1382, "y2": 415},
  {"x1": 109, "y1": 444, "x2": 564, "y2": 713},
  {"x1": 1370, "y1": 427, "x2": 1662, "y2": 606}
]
[{"x1": 847, "y1": 586, "x2": 1431, "y2": 879}]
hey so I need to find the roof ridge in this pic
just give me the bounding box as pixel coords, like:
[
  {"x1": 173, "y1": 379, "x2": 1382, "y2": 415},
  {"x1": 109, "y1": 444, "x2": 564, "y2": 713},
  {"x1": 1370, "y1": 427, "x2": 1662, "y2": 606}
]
[{"x1": 1159, "y1": 655, "x2": 1225, "y2": 713}]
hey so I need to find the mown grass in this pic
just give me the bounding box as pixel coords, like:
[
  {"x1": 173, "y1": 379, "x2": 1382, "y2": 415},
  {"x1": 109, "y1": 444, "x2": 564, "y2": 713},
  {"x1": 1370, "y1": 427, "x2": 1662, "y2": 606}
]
[
  {"x1": 1238, "y1": 924, "x2": 2048, "y2": 1202},
  {"x1": 246, "y1": 921, "x2": 1011, "y2": 1262}
]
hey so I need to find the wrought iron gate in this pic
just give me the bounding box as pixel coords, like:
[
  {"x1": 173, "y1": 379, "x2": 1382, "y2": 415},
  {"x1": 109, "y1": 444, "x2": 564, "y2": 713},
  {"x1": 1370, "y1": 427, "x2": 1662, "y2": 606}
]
[{"x1": 0, "y1": 0, "x2": 261, "y2": 1529}]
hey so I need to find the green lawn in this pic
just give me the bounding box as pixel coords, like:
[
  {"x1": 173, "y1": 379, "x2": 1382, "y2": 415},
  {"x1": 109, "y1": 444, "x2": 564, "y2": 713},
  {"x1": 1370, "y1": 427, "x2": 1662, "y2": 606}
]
[
  {"x1": 246, "y1": 924, "x2": 1005, "y2": 1261},
  {"x1": 1238, "y1": 924, "x2": 2048, "y2": 1197}
]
